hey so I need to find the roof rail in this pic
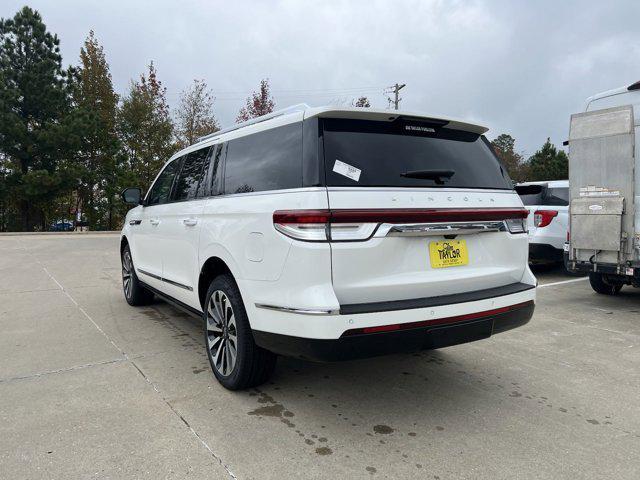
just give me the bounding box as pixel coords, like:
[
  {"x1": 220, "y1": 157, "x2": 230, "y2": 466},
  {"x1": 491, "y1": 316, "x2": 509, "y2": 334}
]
[{"x1": 195, "y1": 103, "x2": 310, "y2": 144}]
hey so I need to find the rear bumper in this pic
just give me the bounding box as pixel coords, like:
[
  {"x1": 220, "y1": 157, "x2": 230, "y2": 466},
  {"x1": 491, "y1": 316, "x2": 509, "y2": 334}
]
[
  {"x1": 253, "y1": 300, "x2": 534, "y2": 362},
  {"x1": 566, "y1": 256, "x2": 639, "y2": 278}
]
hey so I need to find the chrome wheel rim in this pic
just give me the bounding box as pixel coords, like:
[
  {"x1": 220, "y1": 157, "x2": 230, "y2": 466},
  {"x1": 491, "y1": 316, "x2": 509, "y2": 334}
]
[
  {"x1": 206, "y1": 290, "x2": 237, "y2": 376},
  {"x1": 122, "y1": 251, "x2": 133, "y2": 299}
]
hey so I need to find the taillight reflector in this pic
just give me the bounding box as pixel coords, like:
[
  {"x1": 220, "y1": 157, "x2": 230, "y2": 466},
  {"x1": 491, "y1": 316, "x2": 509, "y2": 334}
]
[{"x1": 343, "y1": 301, "x2": 534, "y2": 336}]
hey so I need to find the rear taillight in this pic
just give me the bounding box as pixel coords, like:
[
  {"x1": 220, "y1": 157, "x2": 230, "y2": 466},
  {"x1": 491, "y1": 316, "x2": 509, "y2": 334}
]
[
  {"x1": 274, "y1": 208, "x2": 529, "y2": 242},
  {"x1": 272, "y1": 210, "x2": 331, "y2": 241},
  {"x1": 533, "y1": 210, "x2": 558, "y2": 228},
  {"x1": 505, "y1": 218, "x2": 527, "y2": 234}
]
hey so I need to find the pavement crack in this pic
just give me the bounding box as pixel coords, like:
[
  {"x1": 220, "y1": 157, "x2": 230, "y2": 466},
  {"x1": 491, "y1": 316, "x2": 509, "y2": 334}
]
[
  {"x1": 131, "y1": 361, "x2": 238, "y2": 479},
  {"x1": 0, "y1": 357, "x2": 127, "y2": 384},
  {"x1": 22, "y1": 247, "x2": 238, "y2": 479}
]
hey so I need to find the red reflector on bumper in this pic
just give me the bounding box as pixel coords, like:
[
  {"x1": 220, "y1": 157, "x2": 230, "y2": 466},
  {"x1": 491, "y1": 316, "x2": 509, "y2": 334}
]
[{"x1": 344, "y1": 301, "x2": 534, "y2": 336}]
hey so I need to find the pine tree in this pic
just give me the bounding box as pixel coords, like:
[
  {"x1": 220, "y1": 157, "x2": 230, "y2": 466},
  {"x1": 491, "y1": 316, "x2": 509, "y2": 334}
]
[
  {"x1": 526, "y1": 138, "x2": 568, "y2": 181},
  {"x1": 76, "y1": 30, "x2": 121, "y2": 229},
  {"x1": 491, "y1": 133, "x2": 527, "y2": 182},
  {"x1": 236, "y1": 79, "x2": 275, "y2": 122},
  {"x1": 175, "y1": 79, "x2": 219, "y2": 147},
  {"x1": 118, "y1": 62, "x2": 174, "y2": 192},
  {"x1": 0, "y1": 6, "x2": 78, "y2": 231}
]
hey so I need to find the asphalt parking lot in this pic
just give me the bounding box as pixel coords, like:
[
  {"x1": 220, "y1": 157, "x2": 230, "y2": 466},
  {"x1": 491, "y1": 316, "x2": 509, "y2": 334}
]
[{"x1": 1, "y1": 234, "x2": 639, "y2": 479}]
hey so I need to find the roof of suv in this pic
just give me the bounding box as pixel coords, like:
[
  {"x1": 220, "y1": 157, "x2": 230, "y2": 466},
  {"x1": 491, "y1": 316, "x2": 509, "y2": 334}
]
[{"x1": 171, "y1": 104, "x2": 490, "y2": 161}]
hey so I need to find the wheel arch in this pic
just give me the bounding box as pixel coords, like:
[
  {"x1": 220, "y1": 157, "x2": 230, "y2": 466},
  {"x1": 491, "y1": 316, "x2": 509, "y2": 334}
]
[
  {"x1": 120, "y1": 235, "x2": 129, "y2": 256},
  {"x1": 198, "y1": 256, "x2": 236, "y2": 311}
]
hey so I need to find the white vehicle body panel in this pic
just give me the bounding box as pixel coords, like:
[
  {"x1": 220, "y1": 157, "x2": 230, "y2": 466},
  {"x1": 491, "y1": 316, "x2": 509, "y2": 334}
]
[
  {"x1": 518, "y1": 180, "x2": 569, "y2": 252},
  {"x1": 327, "y1": 187, "x2": 528, "y2": 304}
]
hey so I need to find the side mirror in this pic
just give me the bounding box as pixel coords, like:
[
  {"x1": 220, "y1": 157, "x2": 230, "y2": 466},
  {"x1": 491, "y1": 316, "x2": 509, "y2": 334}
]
[{"x1": 121, "y1": 187, "x2": 143, "y2": 205}]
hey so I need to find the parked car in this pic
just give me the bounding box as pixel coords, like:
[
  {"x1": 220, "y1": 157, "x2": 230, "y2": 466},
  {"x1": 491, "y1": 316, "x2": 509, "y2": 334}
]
[
  {"x1": 515, "y1": 180, "x2": 569, "y2": 267},
  {"x1": 120, "y1": 105, "x2": 536, "y2": 390},
  {"x1": 49, "y1": 220, "x2": 74, "y2": 232}
]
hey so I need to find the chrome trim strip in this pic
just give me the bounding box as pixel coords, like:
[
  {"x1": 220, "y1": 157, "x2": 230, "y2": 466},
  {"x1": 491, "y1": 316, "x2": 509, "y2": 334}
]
[
  {"x1": 375, "y1": 221, "x2": 506, "y2": 237},
  {"x1": 255, "y1": 303, "x2": 339, "y2": 315},
  {"x1": 137, "y1": 269, "x2": 193, "y2": 291},
  {"x1": 137, "y1": 268, "x2": 161, "y2": 281},
  {"x1": 325, "y1": 186, "x2": 515, "y2": 194}
]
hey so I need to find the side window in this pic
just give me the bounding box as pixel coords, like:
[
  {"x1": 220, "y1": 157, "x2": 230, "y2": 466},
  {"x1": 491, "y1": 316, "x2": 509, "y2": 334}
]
[
  {"x1": 172, "y1": 147, "x2": 211, "y2": 202},
  {"x1": 224, "y1": 123, "x2": 302, "y2": 194},
  {"x1": 207, "y1": 143, "x2": 226, "y2": 196},
  {"x1": 147, "y1": 158, "x2": 182, "y2": 206}
]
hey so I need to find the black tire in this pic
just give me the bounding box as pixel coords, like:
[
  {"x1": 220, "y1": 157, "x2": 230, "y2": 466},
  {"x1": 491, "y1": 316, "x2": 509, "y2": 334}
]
[
  {"x1": 121, "y1": 244, "x2": 154, "y2": 306},
  {"x1": 563, "y1": 257, "x2": 582, "y2": 277},
  {"x1": 588, "y1": 272, "x2": 622, "y2": 295},
  {"x1": 204, "y1": 274, "x2": 276, "y2": 390}
]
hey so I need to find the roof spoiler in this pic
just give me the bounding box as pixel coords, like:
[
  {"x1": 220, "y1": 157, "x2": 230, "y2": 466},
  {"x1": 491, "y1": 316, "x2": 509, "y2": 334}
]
[
  {"x1": 627, "y1": 80, "x2": 640, "y2": 91},
  {"x1": 195, "y1": 103, "x2": 310, "y2": 144}
]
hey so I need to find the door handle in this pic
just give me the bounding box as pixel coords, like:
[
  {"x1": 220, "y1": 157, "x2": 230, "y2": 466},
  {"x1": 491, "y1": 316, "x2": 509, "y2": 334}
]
[
  {"x1": 149, "y1": 218, "x2": 160, "y2": 226},
  {"x1": 182, "y1": 218, "x2": 198, "y2": 227}
]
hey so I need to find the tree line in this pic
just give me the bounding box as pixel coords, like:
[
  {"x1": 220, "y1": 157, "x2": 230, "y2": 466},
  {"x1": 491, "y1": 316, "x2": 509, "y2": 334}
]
[
  {"x1": 0, "y1": 7, "x2": 567, "y2": 232},
  {"x1": 490, "y1": 134, "x2": 568, "y2": 184},
  {"x1": 0, "y1": 7, "x2": 278, "y2": 232}
]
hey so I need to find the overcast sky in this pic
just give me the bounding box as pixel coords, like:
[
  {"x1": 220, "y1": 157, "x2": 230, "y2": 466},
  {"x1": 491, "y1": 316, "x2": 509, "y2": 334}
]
[{"x1": 3, "y1": 0, "x2": 640, "y2": 156}]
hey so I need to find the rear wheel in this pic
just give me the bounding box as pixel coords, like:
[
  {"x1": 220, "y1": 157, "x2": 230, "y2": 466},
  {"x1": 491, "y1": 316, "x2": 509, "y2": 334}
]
[
  {"x1": 204, "y1": 274, "x2": 276, "y2": 390},
  {"x1": 588, "y1": 272, "x2": 622, "y2": 295},
  {"x1": 121, "y1": 244, "x2": 154, "y2": 306}
]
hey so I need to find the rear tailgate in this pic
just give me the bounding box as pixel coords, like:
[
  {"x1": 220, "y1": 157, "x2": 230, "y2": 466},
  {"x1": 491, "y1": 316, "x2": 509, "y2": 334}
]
[{"x1": 321, "y1": 117, "x2": 529, "y2": 306}]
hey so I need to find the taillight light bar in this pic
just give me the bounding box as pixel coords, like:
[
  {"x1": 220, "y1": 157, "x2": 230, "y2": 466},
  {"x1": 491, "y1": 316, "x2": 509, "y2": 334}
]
[{"x1": 273, "y1": 208, "x2": 528, "y2": 241}]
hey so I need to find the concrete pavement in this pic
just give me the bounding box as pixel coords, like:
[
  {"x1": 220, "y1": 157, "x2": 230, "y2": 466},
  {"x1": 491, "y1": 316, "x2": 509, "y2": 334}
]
[{"x1": 0, "y1": 234, "x2": 638, "y2": 479}]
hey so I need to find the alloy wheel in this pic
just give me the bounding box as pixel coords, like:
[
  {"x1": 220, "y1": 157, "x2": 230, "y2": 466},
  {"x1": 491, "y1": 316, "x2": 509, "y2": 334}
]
[
  {"x1": 206, "y1": 290, "x2": 238, "y2": 376},
  {"x1": 122, "y1": 250, "x2": 133, "y2": 299}
]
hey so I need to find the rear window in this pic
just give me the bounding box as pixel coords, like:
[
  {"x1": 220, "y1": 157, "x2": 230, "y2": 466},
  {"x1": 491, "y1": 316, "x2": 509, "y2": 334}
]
[
  {"x1": 516, "y1": 184, "x2": 569, "y2": 206},
  {"x1": 321, "y1": 118, "x2": 513, "y2": 189}
]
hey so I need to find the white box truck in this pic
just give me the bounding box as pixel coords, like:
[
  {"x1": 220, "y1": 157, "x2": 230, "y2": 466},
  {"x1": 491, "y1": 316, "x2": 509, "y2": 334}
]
[{"x1": 565, "y1": 81, "x2": 640, "y2": 294}]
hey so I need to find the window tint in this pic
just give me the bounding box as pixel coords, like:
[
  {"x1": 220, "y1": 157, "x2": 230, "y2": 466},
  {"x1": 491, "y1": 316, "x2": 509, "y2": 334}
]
[
  {"x1": 546, "y1": 187, "x2": 569, "y2": 206},
  {"x1": 147, "y1": 158, "x2": 182, "y2": 206},
  {"x1": 322, "y1": 118, "x2": 513, "y2": 190},
  {"x1": 172, "y1": 147, "x2": 211, "y2": 201},
  {"x1": 224, "y1": 123, "x2": 302, "y2": 194},
  {"x1": 207, "y1": 143, "x2": 226, "y2": 196},
  {"x1": 515, "y1": 184, "x2": 544, "y2": 205}
]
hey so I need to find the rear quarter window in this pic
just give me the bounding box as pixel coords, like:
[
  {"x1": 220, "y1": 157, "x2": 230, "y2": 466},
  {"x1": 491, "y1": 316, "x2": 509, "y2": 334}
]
[
  {"x1": 321, "y1": 118, "x2": 513, "y2": 190},
  {"x1": 223, "y1": 123, "x2": 302, "y2": 194}
]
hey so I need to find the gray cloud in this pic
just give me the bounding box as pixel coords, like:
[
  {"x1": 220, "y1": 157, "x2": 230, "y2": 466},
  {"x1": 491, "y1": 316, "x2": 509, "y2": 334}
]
[{"x1": 3, "y1": 0, "x2": 639, "y2": 156}]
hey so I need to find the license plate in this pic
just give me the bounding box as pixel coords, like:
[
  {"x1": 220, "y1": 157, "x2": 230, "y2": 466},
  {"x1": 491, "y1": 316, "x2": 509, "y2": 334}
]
[{"x1": 429, "y1": 240, "x2": 469, "y2": 268}]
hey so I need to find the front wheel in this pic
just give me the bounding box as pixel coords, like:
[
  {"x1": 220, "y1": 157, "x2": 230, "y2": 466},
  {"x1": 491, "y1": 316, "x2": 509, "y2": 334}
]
[
  {"x1": 204, "y1": 274, "x2": 276, "y2": 390},
  {"x1": 588, "y1": 272, "x2": 622, "y2": 295},
  {"x1": 121, "y1": 244, "x2": 154, "y2": 306}
]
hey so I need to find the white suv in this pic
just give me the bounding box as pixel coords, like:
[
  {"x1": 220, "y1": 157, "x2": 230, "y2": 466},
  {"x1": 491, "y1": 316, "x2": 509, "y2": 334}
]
[
  {"x1": 515, "y1": 180, "x2": 569, "y2": 266},
  {"x1": 120, "y1": 105, "x2": 536, "y2": 390}
]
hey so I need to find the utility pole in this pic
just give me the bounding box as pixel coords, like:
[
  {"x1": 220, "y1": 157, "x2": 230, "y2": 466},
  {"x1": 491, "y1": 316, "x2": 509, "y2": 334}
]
[{"x1": 385, "y1": 83, "x2": 406, "y2": 110}]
